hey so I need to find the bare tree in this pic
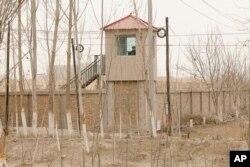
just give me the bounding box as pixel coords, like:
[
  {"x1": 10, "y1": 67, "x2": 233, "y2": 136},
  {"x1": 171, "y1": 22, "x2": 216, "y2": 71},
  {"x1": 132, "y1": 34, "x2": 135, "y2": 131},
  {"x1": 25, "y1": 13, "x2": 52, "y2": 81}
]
[
  {"x1": 65, "y1": 0, "x2": 73, "y2": 135},
  {"x1": 48, "y1": 0, "x2": 61, "y2": 136},
  {"x1": 0, "y1": 0, "x2": 25, "y2": 162},
  {"x1": 223, "y1": 1, "x2": 250, "y2": 149},
  {"x1": 183, "y1": 29, "x2": 228, "y2": 118},
  {"x1": 30, "y1": 0, "x2": 38, "y2": 136},
  {"x1": 18, "y1": 0, "x2": 28, "y2": 137},
  {"x1": 73, "y1": 0, "x2": 90, "y2": 153},
  {"x1": 222, "y1": 47, "x2": 246, "y2": 116},
  {"x1": 99, "y1": 0, "x2": 104, "y2": 139},
  {"x1": 0, "y1": 1, "x2": 24, "y2": 45}
]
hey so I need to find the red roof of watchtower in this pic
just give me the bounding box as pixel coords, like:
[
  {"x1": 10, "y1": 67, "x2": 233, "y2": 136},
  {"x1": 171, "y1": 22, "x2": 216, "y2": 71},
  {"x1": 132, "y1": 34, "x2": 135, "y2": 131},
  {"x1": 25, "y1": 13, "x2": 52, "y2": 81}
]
[{"x1": 103, "y1": 13, "x2": 158, "y2": 31}]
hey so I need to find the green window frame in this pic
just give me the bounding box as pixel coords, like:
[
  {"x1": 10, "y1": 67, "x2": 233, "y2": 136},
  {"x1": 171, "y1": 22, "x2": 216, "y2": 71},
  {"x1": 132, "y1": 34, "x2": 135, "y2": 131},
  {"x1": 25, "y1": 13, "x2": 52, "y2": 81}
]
[{"x1": 116, "y1": 35, "x2": 136, "y2": 56}]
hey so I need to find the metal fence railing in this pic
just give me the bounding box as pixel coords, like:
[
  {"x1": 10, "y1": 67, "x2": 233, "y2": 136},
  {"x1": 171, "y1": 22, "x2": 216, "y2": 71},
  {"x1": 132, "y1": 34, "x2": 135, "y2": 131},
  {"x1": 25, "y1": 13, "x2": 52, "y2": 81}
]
[{"x1": 60, "y1": 55, "x2": 105, "y2": 89}]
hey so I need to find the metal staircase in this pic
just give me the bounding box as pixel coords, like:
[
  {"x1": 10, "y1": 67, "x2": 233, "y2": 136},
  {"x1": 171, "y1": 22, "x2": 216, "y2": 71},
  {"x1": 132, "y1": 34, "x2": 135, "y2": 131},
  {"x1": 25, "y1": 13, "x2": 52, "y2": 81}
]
[{"x1": 61, "y1": 55, "x2": 105, "y2": 89}]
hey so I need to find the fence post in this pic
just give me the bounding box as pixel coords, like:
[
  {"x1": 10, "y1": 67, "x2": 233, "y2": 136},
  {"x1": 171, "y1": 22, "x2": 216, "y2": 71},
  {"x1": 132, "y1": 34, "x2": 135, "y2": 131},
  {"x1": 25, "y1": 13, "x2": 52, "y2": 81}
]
[
  {"x1": 223, "y1": 91, "x2": 225, "y2": 113},
  {"x1": 208, "y1": 91, "x2": 211, "y2": 113},
  {"x1": 179, "y1": 91, "x2": 182, "y2": 126},
  {"x1": 190, "y1": 91, "x2": 193, "y2": 115},
  {"x1": 245, "y1": 91, "x2": 247, "y2": 110},
  {"x1": 240, "y1": 90, "x2": 242, "y2": 109},
  {"x1": 200, "y1": 92, "x2": 202, "y2": 114},
  {"x1": 229, "y1": 91, "x2": 232, "y2": 113}
]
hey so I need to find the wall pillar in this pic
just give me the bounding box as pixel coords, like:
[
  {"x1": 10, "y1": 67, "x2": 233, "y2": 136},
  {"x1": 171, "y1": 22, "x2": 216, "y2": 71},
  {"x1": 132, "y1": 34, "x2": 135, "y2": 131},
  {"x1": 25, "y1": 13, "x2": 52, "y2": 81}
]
[
  {"x1": 24, "y1": 95, "x2": 30, "y2": 126},
  {"x1": 138, "y1": 81, "x2": 148, "y2": 133},
  {"x1": 104, "y1": 81, "x2": 115, "y2": 130}
]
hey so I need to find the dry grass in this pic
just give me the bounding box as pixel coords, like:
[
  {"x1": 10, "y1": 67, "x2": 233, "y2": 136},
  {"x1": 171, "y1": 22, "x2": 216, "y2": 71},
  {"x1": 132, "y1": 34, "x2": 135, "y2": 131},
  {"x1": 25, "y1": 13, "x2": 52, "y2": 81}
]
[
  {"x1": 4, "y1": 117, "x2": 249, "y2": 167},
  {"x1": 182, "y1": 114, "x2": 217, "y2": 125}
]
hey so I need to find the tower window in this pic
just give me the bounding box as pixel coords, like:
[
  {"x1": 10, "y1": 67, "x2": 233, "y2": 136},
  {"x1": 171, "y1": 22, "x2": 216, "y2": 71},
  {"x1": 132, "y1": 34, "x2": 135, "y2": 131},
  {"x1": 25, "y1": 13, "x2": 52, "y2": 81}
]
[{"x1": 116, "y1": 35, "x2": 136, "y2": 56}]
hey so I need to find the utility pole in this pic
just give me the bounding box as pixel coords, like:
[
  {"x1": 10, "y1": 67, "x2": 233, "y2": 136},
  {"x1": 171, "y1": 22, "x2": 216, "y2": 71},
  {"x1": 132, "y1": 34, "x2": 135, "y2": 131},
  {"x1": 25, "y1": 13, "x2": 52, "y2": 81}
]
[
  {"x1": 5, "y1": 22, "x2": 10, "y2": 135},
  {"x1": 165, "y1": 17, "x2": 171, "y2": 136},
  {"x1": 148, "y1": 0, "x2": 157, "y2": 138},
  {"x1": 157, "y1": 17, "x2": 171, "y2": 136}
]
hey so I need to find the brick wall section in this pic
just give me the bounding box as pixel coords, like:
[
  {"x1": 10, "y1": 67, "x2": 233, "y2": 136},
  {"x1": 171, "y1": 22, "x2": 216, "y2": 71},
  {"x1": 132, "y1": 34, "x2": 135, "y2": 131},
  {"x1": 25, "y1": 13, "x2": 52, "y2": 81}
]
[
  {"x1": 0, "y1": 90, "x2": 102, "y2": 131},
  {"x1": 0, "y1": 89, "x2": 248, "y2": 131},
  {"x1": 156, "y1": 90, "x2": 248, "y2": 126},
  {"x1": 114, "y1": 81, "x2": 139, "y2": 131}
]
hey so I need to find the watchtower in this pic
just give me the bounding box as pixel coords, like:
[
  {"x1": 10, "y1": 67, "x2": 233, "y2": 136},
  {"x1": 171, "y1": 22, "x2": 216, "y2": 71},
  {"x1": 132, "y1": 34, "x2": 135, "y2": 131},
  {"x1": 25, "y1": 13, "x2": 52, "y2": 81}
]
[{"x1": 103, "y1": 14, "x2": 158, "y2": 132}]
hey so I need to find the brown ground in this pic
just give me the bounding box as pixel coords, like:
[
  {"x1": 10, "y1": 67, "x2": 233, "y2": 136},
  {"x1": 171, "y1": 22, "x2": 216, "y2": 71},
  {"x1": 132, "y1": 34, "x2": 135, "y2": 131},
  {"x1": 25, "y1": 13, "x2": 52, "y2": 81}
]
[{"x1": 5, "y1": 117, "x2": 249, "y2": 167}]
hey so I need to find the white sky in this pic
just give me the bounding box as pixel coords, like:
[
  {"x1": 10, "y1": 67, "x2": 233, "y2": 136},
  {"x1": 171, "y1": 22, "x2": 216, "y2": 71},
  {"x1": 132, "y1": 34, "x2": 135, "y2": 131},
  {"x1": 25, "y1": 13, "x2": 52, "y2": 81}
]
[{"x1": 1, "y1": 0, "x2": 250, "y2": 79}]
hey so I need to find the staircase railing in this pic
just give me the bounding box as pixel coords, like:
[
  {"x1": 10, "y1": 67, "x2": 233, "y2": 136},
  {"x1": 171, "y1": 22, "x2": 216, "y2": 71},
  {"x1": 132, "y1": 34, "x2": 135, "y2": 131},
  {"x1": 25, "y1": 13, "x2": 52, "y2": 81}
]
[{"x1": 60, "y1": 55, "x2": 105, "y2": 89}]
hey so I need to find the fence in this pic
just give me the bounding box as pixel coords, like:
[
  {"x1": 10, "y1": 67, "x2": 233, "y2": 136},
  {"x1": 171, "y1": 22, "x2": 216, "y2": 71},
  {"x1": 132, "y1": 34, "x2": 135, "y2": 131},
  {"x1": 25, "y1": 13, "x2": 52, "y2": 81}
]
[
  {"x1": 157, "y1": 90, "x2": 249, "y2": 126},
  {"x1": 0, "y1": 89, "x2": 248, "y2": 132}
]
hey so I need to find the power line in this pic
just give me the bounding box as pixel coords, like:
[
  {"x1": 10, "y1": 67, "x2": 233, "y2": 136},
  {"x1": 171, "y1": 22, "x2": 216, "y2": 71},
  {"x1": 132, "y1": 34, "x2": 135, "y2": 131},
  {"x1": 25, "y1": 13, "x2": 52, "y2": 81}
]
[
  {"x1": 3, "y1": 26, "x2": 250, "y2": 36},
  {"x1": 168, "y1": 44, "x2": 247, "y2": 47},
  {"x1": 167, "y1": 32, "x2": 250, "y2": 37},
  {"x1": 0, "y1": 34, "x2": 248, "y2": 47},
  {"x1": 0, "y1": 28, "x2": 101, "y2": 34},
  {"x1": 1, "y1": 42, "x2": 246, "y2": 47},
  {"x1": 1, "y1": 26, "x2": 250, "y2": 38},
  {"x1": 201, "y1": 0, "x2": 236, "y2": 22},
  {"x1": 179, "y1": 0, "x2": 236, "y2": 30},
  {"x1": 4, "y1": 31, "x2": 250, "y2": 42}
]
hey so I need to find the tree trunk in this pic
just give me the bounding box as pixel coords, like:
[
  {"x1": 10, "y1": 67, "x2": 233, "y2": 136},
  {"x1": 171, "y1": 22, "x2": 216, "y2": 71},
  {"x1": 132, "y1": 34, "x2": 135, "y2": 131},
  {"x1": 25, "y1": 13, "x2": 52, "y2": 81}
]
[
  {"x1": 73, "y1": 0, "x2": 89, "y2": 152},
  {"x1": 31, "y1": 0, "x2": 38, "y2": 137},
  {"x1": 11, "y1": 27, "x2": 19, "y2": 136},
  {"x1": 99, "y1": 0, "x2": 104, "y2": 138},
  {"x1": 65, "y1": 0, "x2": 73, "y2": 136},
  {"x1": 18, "y1": 0, "x2": 27, "y2": 137},
  {"x1": 48, "y1": 0, "x2": 60, "y2": 136}
]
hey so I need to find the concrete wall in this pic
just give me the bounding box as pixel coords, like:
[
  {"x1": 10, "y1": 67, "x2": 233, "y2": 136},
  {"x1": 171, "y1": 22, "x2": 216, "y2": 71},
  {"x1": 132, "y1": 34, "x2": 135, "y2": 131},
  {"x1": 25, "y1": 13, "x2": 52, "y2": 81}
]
[
  {"x1": 113, "y1": 81, "x2": 139, "y2": 131},
  {"x1": 0, "y1": 89, "x2": 248, "y2": 132},
  {"x1": 157, "y1": 90, "x2": 248, "y2": 126},
  {"x1": 0, "y1": 90, "x2": 103, "y2": 131}
]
